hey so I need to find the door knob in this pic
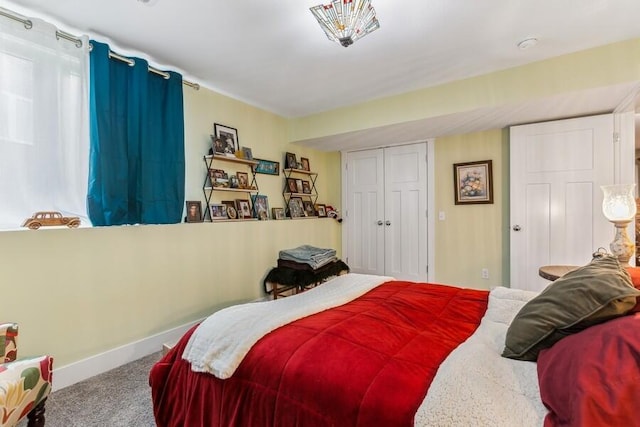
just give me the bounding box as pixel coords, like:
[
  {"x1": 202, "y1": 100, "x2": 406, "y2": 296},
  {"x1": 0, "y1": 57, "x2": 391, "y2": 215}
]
[
  {"x1": 377, "y1": 220, "x2": 383, "y2": 226},
  {"x1": 385, "y1": 221, "x2": 391, "y2": 226},
  {"x1": 512, "y1": 225, "x2": 521, "y2": 231}
]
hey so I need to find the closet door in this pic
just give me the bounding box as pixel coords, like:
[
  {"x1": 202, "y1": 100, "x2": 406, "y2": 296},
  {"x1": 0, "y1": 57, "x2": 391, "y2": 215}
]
[
  {"x1": 344, "y1": 149, "x2": 385, "y2": 276},
  {"x1": 384, "y1": 144, "x2": 428, "y2": 281},
  {"x1": 344, "y1": 143, "x2": 428, "y2": 280}
]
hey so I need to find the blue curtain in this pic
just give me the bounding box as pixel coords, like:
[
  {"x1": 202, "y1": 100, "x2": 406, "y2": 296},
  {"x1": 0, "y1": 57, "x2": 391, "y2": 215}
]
[{"x1": 87, "y1": 41, "x2": 185, "y2": 226}]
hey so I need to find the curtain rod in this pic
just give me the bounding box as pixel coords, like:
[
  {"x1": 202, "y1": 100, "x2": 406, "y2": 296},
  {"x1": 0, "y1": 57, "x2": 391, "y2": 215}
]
[{"x1": 0, "y1": 8, "x2": 199, "y2": 90}]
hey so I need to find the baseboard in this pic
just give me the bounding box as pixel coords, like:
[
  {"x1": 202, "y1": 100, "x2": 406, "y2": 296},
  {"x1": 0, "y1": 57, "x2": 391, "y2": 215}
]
[{"x1": 53, "y1": 319, "x2": 202, "y2": 391}]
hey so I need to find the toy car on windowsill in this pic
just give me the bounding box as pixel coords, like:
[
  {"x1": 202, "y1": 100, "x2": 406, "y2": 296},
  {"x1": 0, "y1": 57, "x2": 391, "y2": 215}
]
[{"x1": 21, "y1": 211, "x2": 81, "y2": 230}]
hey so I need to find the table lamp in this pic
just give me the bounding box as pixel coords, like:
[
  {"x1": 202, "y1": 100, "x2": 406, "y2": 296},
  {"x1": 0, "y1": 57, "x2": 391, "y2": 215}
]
[{"x1": 601, "y1": 184, "x2": 637, "y2": 264}]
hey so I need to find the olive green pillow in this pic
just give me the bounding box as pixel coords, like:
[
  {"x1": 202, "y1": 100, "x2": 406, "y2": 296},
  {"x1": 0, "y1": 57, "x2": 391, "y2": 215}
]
[{"x1": 502, "y1": 255, "x2": 640, "y2": 361}]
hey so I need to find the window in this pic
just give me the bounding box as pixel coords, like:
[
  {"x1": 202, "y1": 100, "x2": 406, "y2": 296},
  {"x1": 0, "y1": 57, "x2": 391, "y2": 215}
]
[{"x1": 0, "y1": 17, "x2": 89, "y2": 230}]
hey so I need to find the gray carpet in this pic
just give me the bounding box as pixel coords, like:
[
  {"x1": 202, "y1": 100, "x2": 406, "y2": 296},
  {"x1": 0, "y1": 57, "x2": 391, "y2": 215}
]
[{"x1": 19, "y1": 351, "x2": 162, "y2": 427}]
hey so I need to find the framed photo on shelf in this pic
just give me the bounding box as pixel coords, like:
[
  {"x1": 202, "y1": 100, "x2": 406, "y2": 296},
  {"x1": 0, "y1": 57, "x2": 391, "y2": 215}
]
[
  {"x1": 209, "y1": 204, "x2": 227, "y2": 220},
  {"x1": 214, "y1": 123, "x2": 239, "y2": 155},
  {"x1": 235, "y1": 199, "x2": 252, "y2": 219},
  {"x1": 272, "y1": 207, "x2": 285, "y2": 220},
  {"x1": 315, "y1": 204, "x2": 327, "y2": 217},
  {"x1": 453, "y1": 160, "x2": 494, "y2": 205},
  {"x1": 241, "y1": 147, "x2": 253, "y2": 160},
  {"x1": 251, "y1": 194, "x2": 269, "y2": 220},
  {"x1": 211, "y1": 136, "x2": 226, "y2": 154},
  {"x1": 300, "y1": 157, "x2": 310, "y2": 171},
  {"x1": 286, "y1": 178, "x2": 298, "y2": 193},
  {"x1": 303, "y1": 200, "x2": 316, "y2": 216},
  {"x1": 295, "y1": 179, "x2": 304, "y2": 194},
  {"x1": 222, "y1": 200, "x2": 237, "y2": 219},
  {"x1": 302, "y1": 180, "x2": 311, "y2": 194},
  {"x1": 229, "y1": 174, "x2": 239, "y2": 188},
  {"x1": 285, "y1": 152, "x2": 297, "y2": 169},
  {"x1": 185, "y1": 201, "x2": 203, "y2": 223},
  {"x1": 288, "y1": 197, "x2": 305, "y2": 218},
  {"x1": 253, "y1": 158, "x2": 280, "y2": 176},
  {"x1": 236, "y1": 171, "x2": 249, "y2": 189}
]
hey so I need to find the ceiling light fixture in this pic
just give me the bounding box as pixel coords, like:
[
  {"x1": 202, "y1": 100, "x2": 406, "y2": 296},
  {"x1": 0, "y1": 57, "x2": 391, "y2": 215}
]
[{"x1": 310, "y1": 0, "x2": 380, "y2": 48}]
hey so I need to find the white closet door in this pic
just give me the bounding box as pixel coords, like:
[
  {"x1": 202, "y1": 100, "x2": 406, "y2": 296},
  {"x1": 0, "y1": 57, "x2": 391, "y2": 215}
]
[
  {"x1": 510, "y1": 113, "x2": 624, "y2": 292},
  {"x1": 384, "y1": 144, "x2": 428, "y2": 281},
  {"x1": 345, "y1": 149, "x2": 385, "y2": 275},
  {"x1": 344, "y1": 143, "x2": 428, "y2": 280}
]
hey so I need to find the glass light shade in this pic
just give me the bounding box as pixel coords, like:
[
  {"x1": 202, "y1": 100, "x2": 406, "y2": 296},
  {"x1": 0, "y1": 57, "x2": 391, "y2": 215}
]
[
  {"x1": 601, "y1": 184, "x2": 637, "y2": 222},
  {"x1": 310, "y1": 0, "x2": 380, "y2": 47}
]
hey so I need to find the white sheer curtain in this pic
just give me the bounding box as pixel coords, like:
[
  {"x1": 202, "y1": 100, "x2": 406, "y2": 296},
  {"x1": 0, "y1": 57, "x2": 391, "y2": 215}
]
[{"x1": 0, "y1": 13, "x2": 89, "y2": 230}]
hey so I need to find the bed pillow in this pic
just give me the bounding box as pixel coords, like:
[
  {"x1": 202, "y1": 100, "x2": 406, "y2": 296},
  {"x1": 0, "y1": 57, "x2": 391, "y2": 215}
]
[
  {"x1": 625, "y1": 266, "x2": 640, "y2": 313},
  {"x1": 502, "y1": 255, "x2": 640, "y2": 361},
  {"x1": 537, "y1": 313, "x2": 640, "y2": 426}
]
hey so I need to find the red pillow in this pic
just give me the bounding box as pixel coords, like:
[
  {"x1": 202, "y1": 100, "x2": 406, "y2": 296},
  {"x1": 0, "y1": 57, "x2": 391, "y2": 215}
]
[
  {"x1": 537, "y1": 313, "x2": 640, "y2": 427},
  {"x1": 625, "y1": 267, "x2": 640, "y2": 312}
]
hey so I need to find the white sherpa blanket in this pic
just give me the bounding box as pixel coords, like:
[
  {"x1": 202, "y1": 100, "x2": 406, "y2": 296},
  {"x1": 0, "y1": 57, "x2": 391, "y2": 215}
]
[
  {"x1": 183, "y1": 273, "x2": 393, "y2": 379},
  {"x1": 414, "y1": 286, "x2": 547, "y2": 427}
]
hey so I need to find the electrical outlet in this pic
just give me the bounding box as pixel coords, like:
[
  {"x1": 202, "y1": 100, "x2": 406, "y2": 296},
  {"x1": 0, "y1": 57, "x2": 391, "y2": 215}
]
[{"x1": 481, "y1": 268, "x2": 489, "y2": 279}]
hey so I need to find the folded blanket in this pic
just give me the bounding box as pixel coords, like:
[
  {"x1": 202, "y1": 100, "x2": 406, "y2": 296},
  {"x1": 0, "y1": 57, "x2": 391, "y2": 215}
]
[
  {"x1": 278, "y1": 245, "x2": 337, "y2": 270},
  {"x1": 183, "y1": 273, "x2": 392, "y2": 379}
]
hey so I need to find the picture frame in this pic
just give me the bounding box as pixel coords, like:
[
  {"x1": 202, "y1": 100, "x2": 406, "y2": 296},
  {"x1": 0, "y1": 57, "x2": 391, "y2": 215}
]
[
  {"x1": 303, "y1": 200, "x2": 316, "y2": 216},
  {"x1": 185, "y1": 201, "x2": 203, "y2": 223},
  {"x1": 209, "y1": 168, "x2": 228, "y2": 188},
  {"x1": 222, "y1": 200, "x2": 237, "y2": 219},
  {"x1": 235, "y1": 199, "x2": 252, "y2": 219},
  {"x1": 285, "y1": 152, "x2": 297, "y2": 169},
  {"x1": 211, "y1": 136, "x2": 226, "y2": 154},
  {"x1": 302, "y1": 180, "x2": 311, "y2": 194},
  {"x1": 288, "y1": 197, "x2": 305, "y2": 218},
  {"x1": 272, "y1": 207, "x2": 285, "y2": 220},
  {"x1": 241, "y1": 147, "x2": 253, "y2": 160},
  {"x1": 213, "y1": 123, "x2": 239, "y2": 155},
  {"x1": 236, "y1": 171, "x2": 249, "y2": 189},
  {"x1": 251, "y1": 194, "x2": 269, "y2": 220},
  {"x1": 315, "y1": 204, "x2": 327, "y2": 217},
  {"x1": 209, "y1": 203, "x2": 227, "y2": 220},
  {"x1": 252, "y1": 158, "x2": 280, "y2": 176},
  {"x1": 286, "y1": 178, "x2": 298, "y2": 193},
  {"x1": 453, "y1": 160, "x2": 493, "y2": 205},
  {"x1": 300, "y1": 157, "x2": 310, "y2": 171},
  {"x1": 295, "y1": 179, "x2": 304, "y2": 194}
]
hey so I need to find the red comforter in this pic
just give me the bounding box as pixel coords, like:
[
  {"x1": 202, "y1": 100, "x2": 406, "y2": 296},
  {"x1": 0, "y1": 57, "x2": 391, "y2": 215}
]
[{"x1": 150, "y1": 280, "x2": 489, "y2": 427}]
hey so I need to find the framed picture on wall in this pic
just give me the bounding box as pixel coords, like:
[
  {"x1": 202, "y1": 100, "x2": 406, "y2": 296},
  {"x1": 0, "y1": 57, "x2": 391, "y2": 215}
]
[
  {"x1": 252, "y1": 158, "x2": 280, "y2": 176},
  {"x1": 453, "y1": 160, "x2": 493, "y2": 205},
  {"x1": 213, "y1": 123, "x2": 239, "y2": 155}
]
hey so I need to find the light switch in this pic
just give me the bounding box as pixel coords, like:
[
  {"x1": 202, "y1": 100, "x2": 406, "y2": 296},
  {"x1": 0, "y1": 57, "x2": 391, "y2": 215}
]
[{"x1": 438, "y1": 211, "x2": 445, "y2": 221}]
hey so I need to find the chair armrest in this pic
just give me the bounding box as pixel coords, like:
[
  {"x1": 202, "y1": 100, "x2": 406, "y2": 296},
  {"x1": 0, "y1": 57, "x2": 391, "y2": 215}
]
[{"x1": 0, "y1": 322, "x2": 18, "y2": 362}]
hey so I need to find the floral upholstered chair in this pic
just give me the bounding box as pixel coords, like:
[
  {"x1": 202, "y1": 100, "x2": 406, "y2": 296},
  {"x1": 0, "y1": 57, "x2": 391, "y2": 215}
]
[{"x1": 0, "y1": 323, "x2": 52, "y2": 427}]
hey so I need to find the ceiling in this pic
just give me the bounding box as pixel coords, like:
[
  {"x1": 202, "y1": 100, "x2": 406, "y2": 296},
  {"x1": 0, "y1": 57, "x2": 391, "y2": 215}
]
[{"x1": 4, "y1": 0, "x2": 640, "y2": 149}]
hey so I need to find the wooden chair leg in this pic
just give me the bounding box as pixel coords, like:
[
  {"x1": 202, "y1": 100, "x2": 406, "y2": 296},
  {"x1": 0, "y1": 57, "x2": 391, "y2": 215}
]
[{"x1": 26, "y1": 398, "x2": 46, "y2": 427}]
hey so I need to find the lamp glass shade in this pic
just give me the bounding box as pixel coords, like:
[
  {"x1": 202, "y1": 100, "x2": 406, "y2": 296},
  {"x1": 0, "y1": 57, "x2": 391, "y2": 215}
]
[{"x1": 601, "y1": 184, "x2": 637, "y2": 221}]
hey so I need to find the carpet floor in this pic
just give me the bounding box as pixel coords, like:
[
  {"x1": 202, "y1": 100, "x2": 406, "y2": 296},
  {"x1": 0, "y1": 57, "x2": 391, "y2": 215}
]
[{"x1": 19, "y1": 351, "x2": 162, "y2": 427}]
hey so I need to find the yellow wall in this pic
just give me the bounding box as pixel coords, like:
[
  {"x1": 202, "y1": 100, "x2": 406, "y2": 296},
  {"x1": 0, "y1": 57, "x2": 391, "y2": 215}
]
[
  {"x1": 290, "y1": 38, "x2": 640, "y2": 142},
  {"x1": 433, "y1": 129, "x2": 509, "y2": 289},
  {"x1": 2, "y1": 86, "x2": 341, "y2": 368}
]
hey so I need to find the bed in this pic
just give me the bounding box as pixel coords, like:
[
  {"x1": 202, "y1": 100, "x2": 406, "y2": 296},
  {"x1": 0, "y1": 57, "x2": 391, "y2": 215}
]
[{"x1": 150, "y1": 265, "x2": 640, "y2": 427}]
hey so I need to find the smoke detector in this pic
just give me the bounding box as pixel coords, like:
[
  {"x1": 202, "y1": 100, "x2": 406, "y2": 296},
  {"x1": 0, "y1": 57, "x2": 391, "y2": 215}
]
[{"x1": 517, "y1": 38, "x2": 538, "y2": 50}]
